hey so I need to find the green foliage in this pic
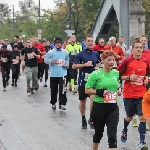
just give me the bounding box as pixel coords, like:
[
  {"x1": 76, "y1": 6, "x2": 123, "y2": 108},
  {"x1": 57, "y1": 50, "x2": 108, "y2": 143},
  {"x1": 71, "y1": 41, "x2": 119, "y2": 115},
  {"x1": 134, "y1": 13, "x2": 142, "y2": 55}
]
[{"x1": 1, "y1": 0, "x2": 150, "y2": 43}]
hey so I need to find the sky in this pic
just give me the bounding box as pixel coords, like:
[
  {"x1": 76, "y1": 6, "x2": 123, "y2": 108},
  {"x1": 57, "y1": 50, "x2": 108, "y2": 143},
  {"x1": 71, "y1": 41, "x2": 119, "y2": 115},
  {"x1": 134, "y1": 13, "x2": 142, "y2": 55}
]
[{"x1": 0, "y1": 0, "x2": 56, "y2": 11}]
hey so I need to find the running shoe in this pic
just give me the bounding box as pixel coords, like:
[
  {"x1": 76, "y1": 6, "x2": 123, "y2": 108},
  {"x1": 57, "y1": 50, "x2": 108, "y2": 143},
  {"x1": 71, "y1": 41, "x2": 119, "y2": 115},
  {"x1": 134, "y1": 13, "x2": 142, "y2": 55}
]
[
  {"x1": 132, "y1": 118, "x2": 138, "y2": 127},
  {"x1": 72, "y1": 89, "x2": 77, "y2": 95},
  {"x1": 121, "y1": 129, "x2": 127, "y2": 143},
  {"x1": 52, "y1": 104, "x2": 56, "y2": 110},
  {"x1": 40, "y1": 78, "x2": 43, "y2": 82},
  {"x1": 15, "y1": 83, "x2": 17, "y2": 87},
  {"x1": 31, "y1": 89, "x2": 34, "y2": 94},
  {"x1": 11, "y1": 82, "x2": 14, "y2": 86},
  {"x1": 43, "y1": 84, "x2": 47, "y2": 87},
  {"x1": 88, "y1": 118, "x2": 94, "y2": 129},
  {"x1": 82, "y1": 119, "x2": 87, "y2": 129},
  {"x1": 59, "y1": 105, "x2": 66, "y2": 110},
  {"x1": 3, "y1": 88, "x2": 6, "y2": 92},
  {"x1": 139, "y1": 142, "x2": 148, "y2": 150},
  {"x1": 27, "y1": 87, "x2": 31, "y2": 93}
]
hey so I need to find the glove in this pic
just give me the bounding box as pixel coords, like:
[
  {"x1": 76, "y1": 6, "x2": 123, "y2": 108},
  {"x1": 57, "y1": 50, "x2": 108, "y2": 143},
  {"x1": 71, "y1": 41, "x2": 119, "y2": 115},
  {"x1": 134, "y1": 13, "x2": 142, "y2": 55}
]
[
  {"x1": 96, "y1": 89, "x2": 106, "y2": 97},
  {"x1": 51, "y1": 58, "x2": 58, "y2": 64},
  {"x1": 62, "y1": 64, "x2": 69, "y2": 69}
]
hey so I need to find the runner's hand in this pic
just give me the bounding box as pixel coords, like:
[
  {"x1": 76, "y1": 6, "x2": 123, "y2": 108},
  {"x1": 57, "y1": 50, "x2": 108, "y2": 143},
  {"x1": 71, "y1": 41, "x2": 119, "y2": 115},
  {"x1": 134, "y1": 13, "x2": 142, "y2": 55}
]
[
  {"x1": 144, "y1": 80, "x2": 148, "y2": 86},
  {"x1": 117, "y1": 88, "x2": 122, "y2": 96},
  {"x1": 116, "y1": 55, "x2": 120, "y2": 59},
  {"x1": 32, "y1": 52, "x2": 36, "y2": 56},
  {"x1": 84, "y1": 61, "x2": 93, "y2": 67},
  {"x1": 94, "y1": 67, "x2": 99, "y2": 70},
  {"x1": 103, "y1": 90, "x2": 109, "y2": 97},
  {"x1": 130, "y1": 71, "x2": 138, "y2": 81}
]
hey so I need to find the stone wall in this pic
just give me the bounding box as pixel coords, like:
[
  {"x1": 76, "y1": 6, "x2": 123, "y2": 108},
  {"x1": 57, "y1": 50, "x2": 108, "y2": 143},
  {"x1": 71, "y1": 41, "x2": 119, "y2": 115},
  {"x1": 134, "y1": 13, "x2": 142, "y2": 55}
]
[{"x1": 130, "y1": 0, "x2": 146, "y2": 42}]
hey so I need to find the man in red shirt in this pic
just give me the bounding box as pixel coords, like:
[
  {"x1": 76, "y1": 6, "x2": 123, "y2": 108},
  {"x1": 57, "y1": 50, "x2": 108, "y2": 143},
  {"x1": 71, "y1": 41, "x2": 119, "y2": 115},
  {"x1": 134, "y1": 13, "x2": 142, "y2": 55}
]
[
  {"x1": 32, "y1": 37, "x2": 46, "y2": 85},
  {"x1": 93, "y1": 38, "x2": 105, "y2": 55},
  {"x1": 104, "y1": 37, "x2": 124, "y2": 66},
  {"x1": 117, "y1": 38, "x2": 149, "y2": 149}
]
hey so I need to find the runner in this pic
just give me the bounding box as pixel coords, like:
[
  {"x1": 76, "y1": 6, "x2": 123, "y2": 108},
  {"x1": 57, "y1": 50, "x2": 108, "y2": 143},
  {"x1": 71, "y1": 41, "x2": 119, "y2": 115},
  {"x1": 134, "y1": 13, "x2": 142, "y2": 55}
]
[
  {"x1": 92, "y1": 38, "x2": 105, "y2": 55},
  {"x1": 85, "y1": 50, "x2": 121, "y2": 150},
  {"x1": 142, "y1": 89, "x2": 150, "y2": 128},
  {"x1": 117, "y1": 38, "x2": 149, "y2": 149},
  {"x1": 116, "y1": 36, "x2": 127, "y2": 53},
  {"x1": 0, "y1": 44, "x2": 11, "y2": 91},
  {"x1": 66, "y1": 35, "x2": 82, "y2": 93},
  {"x1": 21, "y1": 39, "x2": 40, "y2": 94},
  {"x1": 32, "y1": 37, "x2": 46, "y2": 84},
  {"x1": 11, "y1": 43, "x2": 21, "y2": 87},
  {"x1": 104, "y1": 36, "x2": 124, "y2": 67},
  {"x1": 72, "y1": 35, "x2": 101, "y2": 129},
  {"x1": 41, "y1": 40, "x2": 49, "y2": 87},
  {"x1": 44, "y1": 37, "x2": 69, "y2": 110}
]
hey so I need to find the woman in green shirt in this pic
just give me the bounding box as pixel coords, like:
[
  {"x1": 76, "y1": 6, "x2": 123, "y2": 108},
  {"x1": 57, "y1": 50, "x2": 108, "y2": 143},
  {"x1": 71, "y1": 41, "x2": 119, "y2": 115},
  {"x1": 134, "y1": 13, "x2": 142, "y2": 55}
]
[{"x1": 85, "y1": 50, "x2": 121, "y2": 150}]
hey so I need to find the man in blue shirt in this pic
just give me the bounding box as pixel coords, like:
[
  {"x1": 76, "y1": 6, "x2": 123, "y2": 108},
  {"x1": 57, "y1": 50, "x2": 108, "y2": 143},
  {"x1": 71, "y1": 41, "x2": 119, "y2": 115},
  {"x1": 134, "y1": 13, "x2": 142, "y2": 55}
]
[
  {"x1": 72, "y1": 35, "x2": 101, "y2": 129},
  {"x1": 44, "y1": 37, "x2": 69, "y2": 110}
]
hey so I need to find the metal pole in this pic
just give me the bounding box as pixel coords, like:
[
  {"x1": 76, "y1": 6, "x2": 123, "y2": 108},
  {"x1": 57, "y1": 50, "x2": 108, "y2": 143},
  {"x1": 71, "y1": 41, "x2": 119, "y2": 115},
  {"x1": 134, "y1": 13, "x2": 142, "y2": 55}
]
[
  {"x1": 12, "y1": 5, "x2": 14, "y2": 39},
  {"x1": 68, "y1": 0, "x2": 71, "y2": 30},
  {"x1": 38, "y1": 0, "x2": 41, "y2": 29}
]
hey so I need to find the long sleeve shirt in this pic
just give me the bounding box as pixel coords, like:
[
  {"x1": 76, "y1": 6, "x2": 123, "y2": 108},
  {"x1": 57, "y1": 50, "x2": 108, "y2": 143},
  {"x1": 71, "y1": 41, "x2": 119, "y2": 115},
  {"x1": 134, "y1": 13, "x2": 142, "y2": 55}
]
[{"x1": 44, "y1": 48, "x2": 69, "y2": 77}]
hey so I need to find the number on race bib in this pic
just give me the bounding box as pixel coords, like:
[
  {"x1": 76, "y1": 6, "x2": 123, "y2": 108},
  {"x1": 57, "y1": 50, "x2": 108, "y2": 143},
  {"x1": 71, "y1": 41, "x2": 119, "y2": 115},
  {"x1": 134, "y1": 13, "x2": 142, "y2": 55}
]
[
  {"x1": 104, "y1": 92, "x2": 117, "y2": 103},
  {"x1": 1, "y1": 57, "x2": 7, "y2": 62},
  {"x1": 27, "y1": 53, "x2": 34, "y2": 59},
  {"x1": 84, "y1": 73, "x2": 90, "y2": 81},
  {"x1": 12, "y1": 59, "x2": 19, "y2": 64},
  {"x1": 55, "y1": 59, "x2": 63, "y2": 66},
  {"x1": 136, "y1": 76, "x2": 144, "y2": 85}
]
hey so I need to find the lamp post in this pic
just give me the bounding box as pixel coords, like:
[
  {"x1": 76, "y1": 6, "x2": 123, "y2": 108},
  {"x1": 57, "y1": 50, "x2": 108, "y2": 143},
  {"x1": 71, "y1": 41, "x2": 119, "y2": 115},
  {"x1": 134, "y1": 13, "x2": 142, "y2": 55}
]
[
  {"x1": 12, "y1": 5, "x2": 14, "y2": 38},
  {"x1": 38, "y1": 0, "x2": 41, "y2": 40},
  {"x1": 67, "y1": 0, "x2": 71, "y2": 30}
]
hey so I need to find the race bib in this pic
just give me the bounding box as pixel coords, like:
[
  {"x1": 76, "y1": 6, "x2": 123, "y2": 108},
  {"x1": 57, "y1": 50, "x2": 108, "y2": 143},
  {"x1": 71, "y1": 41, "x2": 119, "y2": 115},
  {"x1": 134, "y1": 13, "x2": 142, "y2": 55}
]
[
  {"x1": 12, "y1": 59, "x2": 19, "y2": 64},
  {"x1": 1, "y1": 57, "x2": 7, "y2": 62},
  {"x1": 84, "y1": 73, "x2": 90, "y2": 81},
  {"x1": 55, "y1": 59, "x2": 63, "y2": 66},
  {"x1": 27, "y1": 53, "x2": 34, "y2": 59},
  {"x1": 104, "y1": 92, "x2": 117, "y2": 103},
  {"x1": 71, "y1": 49, "x2": 77, "y2": 55},
  {"x1": 136, "y1": 76, "x2": 144, "y2": 85}
]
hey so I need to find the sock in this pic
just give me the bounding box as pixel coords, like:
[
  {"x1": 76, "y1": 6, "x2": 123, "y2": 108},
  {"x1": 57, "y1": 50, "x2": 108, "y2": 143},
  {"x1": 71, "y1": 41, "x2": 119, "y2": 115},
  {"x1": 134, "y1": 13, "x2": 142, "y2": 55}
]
[
  {"x1": 133, "y1": 115, "x2": 137, "y2": 119},
  {"x1": 90, "y1": 114, "x2": 92, "y2": 120},
  {"x1": 138, "y1": 122, "x2": 146, "y2": 143},
  {"x1": 71, "y1": 79, "x2": 74, "y2": 91},
  {"x1": 82, "y1": 115, "x2": 85, "y2": 120},
  {"x1": 124, "y1": 118, "x2": 130, "y2": 132}
]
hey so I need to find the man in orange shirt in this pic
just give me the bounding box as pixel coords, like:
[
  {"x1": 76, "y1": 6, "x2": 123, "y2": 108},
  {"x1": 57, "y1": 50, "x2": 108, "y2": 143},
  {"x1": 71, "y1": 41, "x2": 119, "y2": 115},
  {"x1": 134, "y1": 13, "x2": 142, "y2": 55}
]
[
  {"x1": 142, "y1": 89, "x2": 150, "y2": 129},
  {"x1": 104, "y1": 36, "x2": 124, "y2": 66}
]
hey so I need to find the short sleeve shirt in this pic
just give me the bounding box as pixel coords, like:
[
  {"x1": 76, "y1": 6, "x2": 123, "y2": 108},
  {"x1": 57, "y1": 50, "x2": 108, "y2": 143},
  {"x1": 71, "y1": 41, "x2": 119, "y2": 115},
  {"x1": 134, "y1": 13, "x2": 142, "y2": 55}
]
[
  {"x1": 117, "y1": 56, "x2": 149, "y2": 98},
  {"x1": 74, "y1": 49, "x2": 100, "y2": 86},
  {"x1": 85, "y1": 68, "x2": 119, "y2": 103},
  {"x1": 21, "y1": 47, "x2": 39, "y2": 67}
]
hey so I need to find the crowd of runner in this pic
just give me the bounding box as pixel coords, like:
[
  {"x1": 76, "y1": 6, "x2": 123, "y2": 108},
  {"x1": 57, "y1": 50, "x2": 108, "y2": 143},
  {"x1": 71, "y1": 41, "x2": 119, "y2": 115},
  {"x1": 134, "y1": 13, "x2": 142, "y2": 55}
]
[{"x1": 0, "y1": 34, "x2": 150, "y2": 150}]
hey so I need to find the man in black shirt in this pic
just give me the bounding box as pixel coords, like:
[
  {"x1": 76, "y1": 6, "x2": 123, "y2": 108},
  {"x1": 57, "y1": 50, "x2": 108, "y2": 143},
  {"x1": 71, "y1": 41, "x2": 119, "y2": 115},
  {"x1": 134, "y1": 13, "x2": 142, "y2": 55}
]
[
  {"x1": 11, "y1": 43, "x2": 21, "y2": 87},
  {"x1": 0, "y1": 44, "x2": 11, "y2": 91},
  {"x1": 11, "y1": 35, "x2": 24, "y2": 51},
  {"x1": 21, "y1": 39, "x2": 40, "y2": 94}
]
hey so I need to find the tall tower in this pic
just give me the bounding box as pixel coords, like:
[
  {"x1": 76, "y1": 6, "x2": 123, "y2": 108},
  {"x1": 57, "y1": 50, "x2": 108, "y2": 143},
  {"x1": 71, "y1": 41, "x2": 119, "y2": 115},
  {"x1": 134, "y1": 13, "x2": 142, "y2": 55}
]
[{"x1": 130, "y1": 0, "x2": 146, "y2": 41}]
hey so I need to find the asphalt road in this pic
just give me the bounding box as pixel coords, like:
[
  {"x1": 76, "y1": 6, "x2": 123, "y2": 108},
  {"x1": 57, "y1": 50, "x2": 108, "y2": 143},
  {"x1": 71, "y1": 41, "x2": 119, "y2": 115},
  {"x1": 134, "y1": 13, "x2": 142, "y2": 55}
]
[{"x1": 0, "y1": 72, "x2": 150, "y2": 150}]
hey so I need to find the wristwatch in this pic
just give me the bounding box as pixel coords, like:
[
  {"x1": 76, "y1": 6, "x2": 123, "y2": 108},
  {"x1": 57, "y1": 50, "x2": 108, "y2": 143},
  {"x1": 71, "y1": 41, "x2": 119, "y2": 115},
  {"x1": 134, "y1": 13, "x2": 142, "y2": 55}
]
[{"x1": 126, "y1": 76, "x2": 130, "y2": 81}]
